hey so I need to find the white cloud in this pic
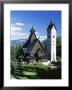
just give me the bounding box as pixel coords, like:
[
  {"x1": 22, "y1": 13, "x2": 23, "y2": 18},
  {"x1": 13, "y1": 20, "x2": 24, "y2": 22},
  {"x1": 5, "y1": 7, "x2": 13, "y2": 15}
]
[
  {"x1": 11, "y1": 26, "x2": 22, "y2": 31},
  {"x1": 11, "y1": 23, "x2": 29, "y2": 40},
  {"x1": 15, "y1": 22, "x2": 25, "y2": 26},
  {"x1": 39, "y1": 36, "x2": 47, "y2": 41},
  {"x1": 11, "y1": 23, "x2": 47, "y2": 41},
  {"x1": 35, "y1": 32, "x2": 40, "y2": 35},
  {"x1": 35, "y1": 31, "x2": 47, "y2": 41},
  {"x1": 11, "y1": 31, "x2": 29, "y2": 40}
]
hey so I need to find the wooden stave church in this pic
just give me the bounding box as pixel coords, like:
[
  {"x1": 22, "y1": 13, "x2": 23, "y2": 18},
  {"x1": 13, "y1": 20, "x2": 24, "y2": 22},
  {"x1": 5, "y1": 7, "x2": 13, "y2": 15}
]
[
  {"x1": 16, "y1": 21, "x2": 57, "y2": 64},
  {"x1": 16, "y1": 27, "x2": 46, "y2": 64}
]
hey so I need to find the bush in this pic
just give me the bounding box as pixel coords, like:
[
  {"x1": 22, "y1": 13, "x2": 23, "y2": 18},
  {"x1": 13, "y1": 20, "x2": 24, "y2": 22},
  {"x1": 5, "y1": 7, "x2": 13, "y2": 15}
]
[
  {"x1": 11, "y1": 62, "x2": 15, "y2": 75},
  {"x1": 11, "y1": 61, "x2": 24, "y2": 78},
  {"x1": 51, "y1": 60, "x2": 61, "y2": 67}
]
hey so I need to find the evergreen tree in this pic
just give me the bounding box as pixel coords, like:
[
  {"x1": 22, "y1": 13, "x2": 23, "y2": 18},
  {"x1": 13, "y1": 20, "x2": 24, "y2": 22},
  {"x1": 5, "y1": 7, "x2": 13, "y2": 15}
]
[{"x1": 41, "y1": 36, "x2": 61, "y2": 57}]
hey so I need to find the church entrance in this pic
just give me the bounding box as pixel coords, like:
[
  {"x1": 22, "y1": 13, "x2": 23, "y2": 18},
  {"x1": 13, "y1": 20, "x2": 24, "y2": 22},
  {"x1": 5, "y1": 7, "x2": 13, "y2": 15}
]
[{"x1": 34, "y1": 48, "x2": 43, "y2": 62}]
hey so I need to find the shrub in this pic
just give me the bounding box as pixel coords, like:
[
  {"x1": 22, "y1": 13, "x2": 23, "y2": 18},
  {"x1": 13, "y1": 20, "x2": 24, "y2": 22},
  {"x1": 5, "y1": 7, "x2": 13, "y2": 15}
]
[
  {"x1": 51, "y1": 60, "x2": 61, "y2": 67},
  {"x1": 11, "y1": 62, "x2": 15, "y2": 75}
]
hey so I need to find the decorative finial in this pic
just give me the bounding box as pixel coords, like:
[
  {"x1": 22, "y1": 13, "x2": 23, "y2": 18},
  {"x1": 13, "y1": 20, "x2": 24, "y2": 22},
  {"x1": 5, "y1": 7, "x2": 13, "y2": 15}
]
[
  {"x1": 50, "y1": 19, "x2": 55, "y2": 25},
  {"x1": 30, "y1": 26, "x2": 35, "y2": 33}
]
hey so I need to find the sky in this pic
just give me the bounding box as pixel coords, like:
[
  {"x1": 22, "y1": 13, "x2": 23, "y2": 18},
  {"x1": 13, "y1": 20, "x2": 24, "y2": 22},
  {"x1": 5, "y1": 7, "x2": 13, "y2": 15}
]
[{"x1": 10, "y1": 11, "x2": 61, "y2": 41}]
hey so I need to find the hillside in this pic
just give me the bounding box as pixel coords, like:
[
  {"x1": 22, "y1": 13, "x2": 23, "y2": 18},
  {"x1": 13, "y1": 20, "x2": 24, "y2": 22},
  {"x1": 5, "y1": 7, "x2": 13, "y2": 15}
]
[{"x1": 11, "y1": 39, "x2": 27, "y2": 46}]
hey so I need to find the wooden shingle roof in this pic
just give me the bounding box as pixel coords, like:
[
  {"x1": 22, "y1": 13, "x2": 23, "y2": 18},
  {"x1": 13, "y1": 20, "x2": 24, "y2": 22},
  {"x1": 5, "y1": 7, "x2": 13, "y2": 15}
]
[
  {"x1": 22, "y1": 27, "x2": 44, "y2": 53},
  {"x1": 47, "y1": 20, "x2": 56, "y2": 31}
]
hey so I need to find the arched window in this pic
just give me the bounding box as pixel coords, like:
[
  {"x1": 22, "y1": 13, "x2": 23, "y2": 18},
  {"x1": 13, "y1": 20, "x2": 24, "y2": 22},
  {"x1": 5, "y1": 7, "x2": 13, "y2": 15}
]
[{"x1": 53, "y1": 35, "x2": 55, "y2": 38}]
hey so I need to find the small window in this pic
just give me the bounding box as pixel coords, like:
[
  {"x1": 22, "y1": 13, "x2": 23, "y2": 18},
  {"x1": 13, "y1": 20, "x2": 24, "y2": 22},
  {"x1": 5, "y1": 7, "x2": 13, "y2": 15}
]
[{"x1": 53, "y1": 36, "x2": 55, "y2": 38}]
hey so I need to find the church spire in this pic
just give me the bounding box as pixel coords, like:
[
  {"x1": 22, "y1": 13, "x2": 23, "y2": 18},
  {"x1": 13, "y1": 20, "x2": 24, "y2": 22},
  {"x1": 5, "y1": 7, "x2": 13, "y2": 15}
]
[
  {"x1": 47, "y1": 20, "x2": 56, "y2": 31},
  {"x1": 47, "y1": 20, "x2": 56, "y2": 62},
  {"x1": 30, "y1": 27, "x2": 35, "y2": 33}
]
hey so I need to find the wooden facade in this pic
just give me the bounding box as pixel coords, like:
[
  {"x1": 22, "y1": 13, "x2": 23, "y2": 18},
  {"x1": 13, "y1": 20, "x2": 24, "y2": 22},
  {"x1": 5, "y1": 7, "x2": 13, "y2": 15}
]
[{"x1": 16, "y1": 27, "x2": 45, "y2": 63}]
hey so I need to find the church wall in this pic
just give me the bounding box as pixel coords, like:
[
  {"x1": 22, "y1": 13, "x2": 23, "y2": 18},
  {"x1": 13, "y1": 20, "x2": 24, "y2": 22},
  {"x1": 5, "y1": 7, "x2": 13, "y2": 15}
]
[
  {"x1": 47, "y1": 31, "x2": 51, "y2": 54},
  {"x1": 31, "y1": 40, "x2": 44, "y2": 56}
]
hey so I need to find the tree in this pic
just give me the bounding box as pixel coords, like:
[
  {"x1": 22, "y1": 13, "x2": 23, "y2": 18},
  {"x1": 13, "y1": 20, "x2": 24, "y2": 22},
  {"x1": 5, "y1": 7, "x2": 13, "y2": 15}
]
[
  {"x1": 41, "y1": 36, "x2": 61, "y2": 58},
  {"x1": 11, "y1": 46, "x2": 16, "y2": 62},
  {"x1": 11, "y1": 44, "x2": 23, "y2": 77},
  {"x1": 56, "y1": 36, "x2": 61, "y2": 57},
  {"x1": 11, "y1": 44, "x2": 22, "y2": 62},
  {"x1": 41, "y1": 39, "x2": 48, "y2": 53}
]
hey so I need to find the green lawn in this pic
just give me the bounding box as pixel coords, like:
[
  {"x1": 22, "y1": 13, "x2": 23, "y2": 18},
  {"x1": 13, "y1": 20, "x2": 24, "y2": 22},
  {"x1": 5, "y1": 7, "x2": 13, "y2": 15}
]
[
  {"x1": 23, "y1": 71, "x2": 37, "y2": 76},
  {"x1": 11, "y1": 63, "x2": 61, "y2": 79}
]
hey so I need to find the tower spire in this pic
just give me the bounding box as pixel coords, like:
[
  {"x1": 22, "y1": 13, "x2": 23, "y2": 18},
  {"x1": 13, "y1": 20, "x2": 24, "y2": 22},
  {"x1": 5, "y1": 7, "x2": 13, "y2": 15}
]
[
  {"x1": 30, "y1": 27, "x2": 35, "y2": 33},
  {"x1": 47, "y1": 20, "x2": 56, "y2": 62}
]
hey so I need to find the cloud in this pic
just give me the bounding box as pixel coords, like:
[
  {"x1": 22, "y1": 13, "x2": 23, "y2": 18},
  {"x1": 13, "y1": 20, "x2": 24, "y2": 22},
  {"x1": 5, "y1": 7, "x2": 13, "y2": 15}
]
[
  {"x1": 35, "y1": 31, "x2": 47, "y2": 41},
  {"x1": 35, "y1": 32, "x2": 40, "y2": 35},
  {"x1": 15, "y1": 22, "x2": 25, "y2": 26},
  {"x1": 11, "y1": 23, "x2": 29, "y2": 40},
  {"x1": 11, "y1": 22, "x2": 47, "y2": 41},
  {"x1": 39, "y1": 36, "x2": 47, "y2": 41},
  {"x1": 11, "y1": 31, "x2": 29, "y2": 40},
  {"x1": 11, "y1": 26, "x2": 22, "y2": 31}
]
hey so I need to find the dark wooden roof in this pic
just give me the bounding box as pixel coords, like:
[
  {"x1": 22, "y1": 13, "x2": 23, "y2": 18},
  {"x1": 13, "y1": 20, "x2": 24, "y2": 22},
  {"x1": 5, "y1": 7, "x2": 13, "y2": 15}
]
[
  {"x1": 47, "y1": 21, "x2": 56, "y2": 31},
  {"x1": 27, "y1": 39, "x2": 37, "y2": 52},
  {"x1": 23, "y1": 27, "x2": 36, "y2": 48},
  {"x1": 30, "y1": 27, "x2": 35, "y2": 33},
  {"x1": 22, "y1": 39, "x2": 31, "y2": 48},
  {"x1": 22, "y1": 38, "x2": 44, "y2": 53},
  {"x1": 22, "y1": 27, "x2": 44, "y2": 53}
]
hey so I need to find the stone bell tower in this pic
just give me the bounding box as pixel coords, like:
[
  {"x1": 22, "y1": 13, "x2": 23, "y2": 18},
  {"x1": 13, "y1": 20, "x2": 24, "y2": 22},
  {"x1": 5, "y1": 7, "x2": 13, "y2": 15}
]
[{"x1": 47, "y1": 20, "x2": 56, "y2": 62}]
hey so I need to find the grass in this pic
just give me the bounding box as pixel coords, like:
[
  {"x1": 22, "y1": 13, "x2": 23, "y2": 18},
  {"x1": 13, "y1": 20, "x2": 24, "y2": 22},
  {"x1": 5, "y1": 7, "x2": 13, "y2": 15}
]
[
  {"x1": 11, "y1": 63, "x2": 61, "y2": 79},
  {"x1": 23, "y1": 71, "x2": 37, "y2": 76},
  {"x1": 23, "y1": 71, "x2": 37, "y2": 79},
  {"x1": 13, "y1": 75, "x2": 28, "y2": 79}
]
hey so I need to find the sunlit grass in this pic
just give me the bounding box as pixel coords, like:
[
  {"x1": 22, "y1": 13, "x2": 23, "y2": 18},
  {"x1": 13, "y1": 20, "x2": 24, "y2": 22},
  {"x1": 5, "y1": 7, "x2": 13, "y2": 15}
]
[
  {"x1": 23, "y1": 71, "x2": 37, "y2": 76},
  {"x1": 11, "y1": 63, "x2": 61, "y2": 79}
]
